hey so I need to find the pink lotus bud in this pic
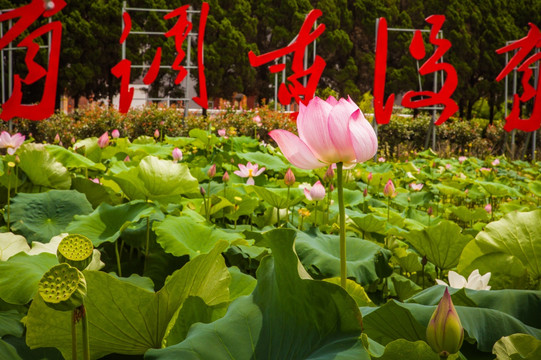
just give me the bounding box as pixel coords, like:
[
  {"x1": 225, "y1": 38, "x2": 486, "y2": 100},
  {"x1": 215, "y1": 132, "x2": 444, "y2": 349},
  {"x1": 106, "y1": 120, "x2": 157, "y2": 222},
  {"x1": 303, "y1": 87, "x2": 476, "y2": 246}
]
[
  {"x1": 363, "y1": 187, "x2": 368, "y2": 197},
  {"x1": 427, "y1": 207, "x2": 433, "y2": 215},
  {"x1": 324, "y1": 165, "x2": 335, "y2": 182},
  {"x1": 54, "y1": 133, "x2": 60, "y2": 143},
  {"x1": 222, "y1": 171, "x2": 230, "y2": 183},
  {"x1": 124, "y1": 155, "x2": 130, "y2": 162},
  {"x1": 154, "y1": 129, "x2": 160, "y2": 138},
  {"x1": 207, "y1": 164, "x2": 216, "y2": 178},
  {"x1": 112, "y1": 129, "x2": 120, "y2": 139},
  {"x1": 172, "y1": 148, "x2": 182, "y2": 162},
  {"x1": 97, "y1": 132, "x2": 109, "y2": 148},
  {"x1": 200, "y1": 187, "x2": 206, "y2": 196},
  {"x1": 378, "y1": 157, "x2": 386, "y2": 163},
  {"x1": 71, "y1": 137, "x2": 76, "y2": 144},
  {"x1": 304, "y1": 180, "x2": 326, "y2": 201},
  {"x1": 329, "y1": 184, "x2": 334, "y2": 192},
  {"x1": 284, "y1": 168, "x2": 295, "y2": 186},
  {"x1": 383, "y1": 179, "x2": 396, "y2": 197},
  {"x1": 426, "y1": 288, "x2": 464, "y2": 356},
  {"x1": 484, "y1": 203, "x2": 492, "y2": 213},
  {"x1": 367, "y1": 172, "x2": 373, "y2": 182},
  {"x1": 218, "y1": 129, "x2": 226, "y2": 137},
  {"x1": 91, "y1": 178, "x2": 100, "y2": 184},
  {"x1": 253, "y1": 115, "x2": 262, "y2": 126}
]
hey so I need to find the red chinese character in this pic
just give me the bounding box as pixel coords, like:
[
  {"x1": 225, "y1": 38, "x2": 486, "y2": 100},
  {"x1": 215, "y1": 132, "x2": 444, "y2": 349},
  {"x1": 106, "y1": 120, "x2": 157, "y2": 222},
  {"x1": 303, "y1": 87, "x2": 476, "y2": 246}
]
[
  {"x1": 248, "y1": 9, "x2": 326, "y2": 106},
  {"x1": 496, "y1": 23, "x2": 541, "y2": 132},
  {"x1": 374, "y1": 15, "x2": 458, "y2": 125},
  {"x1": 112, "y1": 3, "x2": 209, "y2": 113},
  {"x1": 0, "y1": 0, "x2": 66, "y2": 121}
]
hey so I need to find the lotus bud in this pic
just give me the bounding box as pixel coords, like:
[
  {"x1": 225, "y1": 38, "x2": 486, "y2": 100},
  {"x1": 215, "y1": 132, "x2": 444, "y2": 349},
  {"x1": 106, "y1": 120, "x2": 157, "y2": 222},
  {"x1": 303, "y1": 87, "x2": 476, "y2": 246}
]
[
  {"x1": 484, "y1": 203, "x2": 492, "y2": 213},
  {"x1": 305, "y1": 180, "x2": 326, "y2": 201},
  {"x1": 284, "y1": 168, "x2": 295, "y2": 186},
  {"x1": 427, "y1": 207, "x2": 433, "y2": 216},
  {"x1": 323, "y1": 165, "x2": 335, "y2": 183},
  {"x1": 207, "y1": 164, "x2": 216, "y2": 178},
  {"x1": 97, "y1": 131, "x2": 109, "y2": 148},
  {"x1": 363, "y1": 187, "x2": 368, "y2": 197},
  {"x1": 367, "y1": 172, "x2": 373, "y2": 182},
  {"x1": 222, "y1": 171, "x2": 230, "y2": 183},
  {"x1": 200, "y1": 187, "x2": 206, "y2": 196},
  {"x1": 383, "y1": 179, "x2": 396, "y2": 198},
  {"x1": 38, "y1": 263, "x2": 87, "y2": 311},
  {"x1": 112, "y1": 129, "x2": 120, "y2": 139},
  {"x1": 426, "y1": 288, "x2": 464, "y2": 357},
  {"x1": 54, "y1": 133, "x2": 60, "y2": 143},
  {"x1": 124, "y1": 155, "x2": 130, "y2": 162},
  {"x1": 154, "y1": 129, "x2": 160, "y2": 138},
  {"x1": 172, "y1": 148, "x2": 182, "y2": 162},
  {"x1": 329, "y1": 184, "x2": 334, "y2": 192}
]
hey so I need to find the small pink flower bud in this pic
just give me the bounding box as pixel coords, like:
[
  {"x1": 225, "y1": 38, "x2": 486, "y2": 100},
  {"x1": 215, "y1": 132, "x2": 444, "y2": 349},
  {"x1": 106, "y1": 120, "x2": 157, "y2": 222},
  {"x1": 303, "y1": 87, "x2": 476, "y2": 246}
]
[
  {"x1": 172, "y1": 148, "x2": 182, "y2": 162},
  {"x1": 367, "y1": 172, "x2": 373, "y2": 182},
  {"x1": 427, "y1": 207, "x2": 433, "y2": 216},
  {"x1": 304, "y1": 181, "x2": 326, "y2": 201},
  {"x1": 200, "y1": 187, "x2": 206, "y2": 196},
  {"x1": 54, "y1": 133, "x2": 60, "y2": 143},
  {"x1": 383, "y1": 179, "x2": 396, "y2": 198},
  {"x1": 324, "y1": 165, "x2": 335, "y2": 183},
  {"x1": 484, "y1": 203, "x2": 492, "y2": 213},
  {"x1": 124, "y1": 155, "x2": 130, "y2": 162},
  {"x1": 154, "y1": 129, "x2": 160, "y2": 138},
  {"x1": 284, "y1": 168, "x2": 295, "y2": 186},
  {"x1": 363, "y1": 188, "x2": 368, "y2": 197},
  {"x1": 112, "y1": 129, "x2": 120, "y2": 138},
  {"x1": 97, "y1": 132, "x2": 109, "y2": 148},
  {"x1": 222, "y1": 171, "x2": 230, "y2": 183},
  {"x1": 207, "y1": 164, "x2": 216, "y2": 178},
  {"x1": 426, "y1": 288, "x2": 464, "y2": 356}
]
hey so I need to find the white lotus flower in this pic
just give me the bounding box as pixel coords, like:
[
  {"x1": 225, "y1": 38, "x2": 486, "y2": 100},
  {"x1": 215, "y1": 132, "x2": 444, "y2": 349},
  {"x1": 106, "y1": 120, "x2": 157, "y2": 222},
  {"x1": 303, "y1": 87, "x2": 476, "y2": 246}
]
[{"x1": 436, "y1": 270, "x2": 491, "y2": 290}]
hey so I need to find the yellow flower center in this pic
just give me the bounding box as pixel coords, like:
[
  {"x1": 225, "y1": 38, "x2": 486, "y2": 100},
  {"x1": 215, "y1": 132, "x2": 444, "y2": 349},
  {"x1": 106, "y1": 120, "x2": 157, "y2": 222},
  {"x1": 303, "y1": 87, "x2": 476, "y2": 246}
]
[{"x1": 248, "y1": 169, "x2": 253, "y2": 177}]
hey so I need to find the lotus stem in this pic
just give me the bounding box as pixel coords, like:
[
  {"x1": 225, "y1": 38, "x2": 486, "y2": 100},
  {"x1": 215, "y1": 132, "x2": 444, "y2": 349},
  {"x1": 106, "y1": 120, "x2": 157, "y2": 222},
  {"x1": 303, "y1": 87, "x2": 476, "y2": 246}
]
[
  {"x1": 285, "y1": 186, "x2": 290, "y2": 225},
  {"x1": 6, "y1": 167, "x2": 11, "y2": 232},
  {"x1": 206, "y1": 181, "x2": 212, "y2": 222},
  {"x1": 71, "y1": 310, "x2": 77, "y2": 360},
  {"x1": 115, "y1": 240, "x2": 122, "y2": 277},
  {"x1": 143, "y1": 216, "x2": 150, "y2": 274},
  {"x1": 337, "y1": 162, "x2": 347, "y2": 288},
  {"x1": 314, "y1": 201, "x2": 318, "y2": 228},
  {"x1": 81, "y1": 305, "x2": 90, "y2": 360}
]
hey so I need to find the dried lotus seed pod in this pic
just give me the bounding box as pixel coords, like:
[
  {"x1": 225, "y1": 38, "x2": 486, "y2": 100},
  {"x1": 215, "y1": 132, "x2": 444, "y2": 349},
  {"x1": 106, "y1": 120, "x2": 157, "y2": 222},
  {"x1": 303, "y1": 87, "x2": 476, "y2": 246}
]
[
  {"x1": 38, "y1": 263, "x2": 87, "y2": 311},
  {"x1": 57, "y1": 234, "x2": 94, "y2": 271}
]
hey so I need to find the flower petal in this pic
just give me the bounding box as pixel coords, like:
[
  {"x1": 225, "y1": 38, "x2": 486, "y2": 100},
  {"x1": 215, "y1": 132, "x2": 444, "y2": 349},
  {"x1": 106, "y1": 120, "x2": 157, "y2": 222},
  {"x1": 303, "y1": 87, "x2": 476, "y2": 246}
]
[
  {"x1": 304, "y1": 187, "x2": 312, "y2": 201},
  {"x1": 327, "y1": 98, "x2": 358, "y2": 163},
  {"x1": 233, "y1": 170, "x2": 245, "y2": 178},
  {"x1": 435, "y1": 279, "x2": 448, "y2": 286},
  {"x1": 269, "y1": 130, "x2": 324, "y2": 170},
  {"x1": 326, "y1": 95, "x2": 339, "y2": 106},
  {"x1": 297, "y1": 97, "x2": 338, "y2": 163},
  {"x1": 349, "y1": 109, "x2": 378, "y2": 163},
  {"x1": 246, "y1": 177, "x2": 255, "y2": 185},
  {"x1": 254, "y1": 167, "x2": 265, "y2": 176},
  {"x1": 448, "y1": 271, "x2": 467, "y2": 288}
]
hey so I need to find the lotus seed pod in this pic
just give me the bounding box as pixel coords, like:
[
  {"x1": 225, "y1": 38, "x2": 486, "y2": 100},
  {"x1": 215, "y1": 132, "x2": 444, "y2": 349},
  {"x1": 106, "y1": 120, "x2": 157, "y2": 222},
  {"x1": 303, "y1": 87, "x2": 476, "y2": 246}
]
[
  {"x1": 38, "y1": 263, "x2": 87, "y2": 311},
  {"x1": 57, "y1": 234, "x2": 94, "y2": 271}
]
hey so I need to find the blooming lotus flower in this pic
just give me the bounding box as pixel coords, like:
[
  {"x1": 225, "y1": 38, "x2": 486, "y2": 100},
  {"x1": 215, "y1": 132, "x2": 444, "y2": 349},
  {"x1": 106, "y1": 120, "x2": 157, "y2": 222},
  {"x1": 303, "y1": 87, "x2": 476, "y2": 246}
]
[
  {"x1": 284, "y1": 168, "x2": 295, "y2": 186},
  {"x1": 172, "y1": 148, "x2": 182, "y2": 162},
  {"x1": 484, "y1": 203, "x2": 492, "y2": 213},
  {"x1": 269, "y1": 96, "x2": 377, "y2": 169},
  {"x1": 436, "y1": 270, "x2": 491, "y2": 290},
  {"x1": 0, "y1": 131, "x2": 25, "y2": 155},
  {"x1": 426, "y1": 288, "x2": 464, "y2": 357},
  {"x1": 378, "y1": 157, "x2": 386, "y2": 163},
  {"x1": 445, "y1": 164, "x2": 452, "y2": 170},
  {"x1": 112, "y1": 129, "x2": 120, "y2": 139},
  {"x1": 97, "y1": 132, "x2": 109, "y2": 148},
  {"x1": 234, "y1": 162, "x2": 265, "y2": 185},
  {"x1": 253, "y1": 115, "x2": 262, "y2": 127},
  {"x1": 383, "y1": 179, "x2": 396, "y2": 197},
  {"x1": 458, "y1": 156, "x2": 467, "y2": 164},
  {"x1": 218, "y1": 128, "x2": 227, "y2": 137},
  {"x1": 304, "y1": 180, "x2": 326, "y2": 201},
  {"x1": 410, "y1": 182, "x2": 424, "y2": 191},
  {"x1": 491, "y1": 158, "x2": 500, "y2": 166}
]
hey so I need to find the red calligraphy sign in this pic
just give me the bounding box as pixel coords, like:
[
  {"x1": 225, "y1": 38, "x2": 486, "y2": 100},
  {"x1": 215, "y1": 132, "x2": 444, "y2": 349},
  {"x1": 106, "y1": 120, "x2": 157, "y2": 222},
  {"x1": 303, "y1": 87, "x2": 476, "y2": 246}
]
[
  {"x1": 374, "y1": 15, "x2": 458, "y2": 125},
  {"x1": 248, "y1": 9, "x2": 326, "y2": 106},
  {"x1": 0, "y1": 0, "x2": 66, "y2": 121},
  {"x1": 495, "y1": 23, "x2": 541, "y2": 132},
  {"x1": 112, "y1": 3, "x2": 209, "y2": 113}
]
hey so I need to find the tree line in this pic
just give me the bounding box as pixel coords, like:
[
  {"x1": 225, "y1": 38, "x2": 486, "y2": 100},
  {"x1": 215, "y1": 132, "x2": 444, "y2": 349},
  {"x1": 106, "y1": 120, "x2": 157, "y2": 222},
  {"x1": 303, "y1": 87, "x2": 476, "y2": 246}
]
[{"x1": 2, "y1": 0, "x2": 539, "y2": 122}]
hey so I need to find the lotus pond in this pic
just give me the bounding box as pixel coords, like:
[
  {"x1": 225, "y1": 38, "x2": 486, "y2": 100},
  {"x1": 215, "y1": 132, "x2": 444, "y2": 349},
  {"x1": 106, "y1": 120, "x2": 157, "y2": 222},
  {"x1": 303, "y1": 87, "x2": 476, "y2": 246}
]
[{"x1": 0, "y1": 127, "x2": 540, "y2": 359}]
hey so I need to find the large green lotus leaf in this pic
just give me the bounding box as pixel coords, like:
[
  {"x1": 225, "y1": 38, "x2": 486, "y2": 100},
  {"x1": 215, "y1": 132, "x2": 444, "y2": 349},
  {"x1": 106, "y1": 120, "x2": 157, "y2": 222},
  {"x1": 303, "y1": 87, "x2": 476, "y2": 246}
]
[
  {"x1": 71, "y1": 176, "x2": 122, "y2": 208},
  {"x1": 0, "y1": 232, "x2": 29, "y2": 261},
  {"x1": 153, "y1": 214, "x2": 247, "y2": 258},
  {"x1": 374, "y1": 339, "x2": 446, "y2": 360},
  {"x1": 236, "y1": 151, "x2": 289, "y2": 172},
  {"x1": 404, "y1": 220, "x2": 472, "y2": 270},
  {"x1": 457, "y1": 240, "x2": 529, "y2": 289},
  {"x1": 0, "y1": 340, "x2": 21, "y2": 360},
  {"x1": 65, "y1": 200, "x2": 155, "y2": 246},
  {"x1": 363, "y1": 299, "x2": 541, "y2": 353},
  {"x1": 26, "y1": 242, "x2": 230, "y2": 359},
  {"x1": 407, "y1": 286, "x2": 541, "y2": 328},
  {"x1": 458, "y1": 209, "x2": 541, "y2": 283},
  {"x1": 228, "y1": 266, "x2": 257, "y2": 301},
  {"x1": 145, "y1": 229, "x2": 369, "y2": 360},
  {"x1": 324, "y1": 278, "x2": 376, "y2": 307},
  {"x1": 476, "y1": 180, "x2": 522, "y2": 198},
  {"x1": 249, "y1": 186, "x2": 291, "y2": 209},
  {"x1": 45, "y1": 144, "x2": 105, "y2": 171},
  {"x1": 0, "y1": 310, "x2": 23, "y2": 337},
  {"x1": 111, "y1": 155, "x2": 199, "y2": 201},
  {"x1": 17, "y1": 143, "x2": 71, "y2": 189},
  {"x1": 295, "y1": 229, "x2": 392, "y2": 285},
  {"x1": 331, "y1": 188, "x2": 365, "y2": 207},
  {"x1": 350, "y1": 213, "x2": 387, "y2": 235},
  {"x1": 128, "y1": 143, "x2": 174, "y2": 158},
  {"x1": 8, "y1": 190, "x2": 93, "y2": 243},
  {"x1": 73, "y1": 137, "x2": 101, "y2": 163},
  {"x1": 528, "y1": 181, "x2": 541, "y2": 198},
  {"x1": 493, "y1": 334, "x2": 541, "y2": 359},
  {"x1": 433, "y1": 183, "x2": 467, "y2": 198},
  {"x1": 0, "y1": 252, "x2": 57, "y2": 304}
]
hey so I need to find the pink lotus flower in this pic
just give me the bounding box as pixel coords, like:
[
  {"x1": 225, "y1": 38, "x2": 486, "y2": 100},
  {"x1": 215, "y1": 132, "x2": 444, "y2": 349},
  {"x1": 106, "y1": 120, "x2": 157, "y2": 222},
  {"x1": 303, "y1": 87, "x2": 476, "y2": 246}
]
[
  {"x1": 124, "y1": 155, "x2": 131, "y2": 162},
  {"x1": 218, "y1": 128, "x2": 227, "y2": 137},
  {"x1": 384, "y1": 179, "x2": 396, "y2": 197},
  {"x1": 269, "y1": 96, "x2": 377, "y2": 169},
  {"x1": 491, "y1": 158, "x2": 500, "y2": 166},
  {"x1": 480, "y1": 167, "x2": 492, "y2": 173},
  {"x1": 304, "y1": 180, "x2": 326, "y2": 201},
  {"x1": 410, "y1": 182, "x2": 424, "y2": 191},
  {"x1": 112, "y1": 129, "x2": 120, "y2": 139},
  {"x1": 172, "y1": 148, "x2": 182, "y2": 162},
  {"x1": 0, "y1": 132, "x2": 25, "y2": 155},
  {"x1": 90, "y1": 178, "x2": 101, "y2": 185},
  {"x1": 253, "y1": 115, "x2": 262, "y2": 127},
  {"x1": 378, "y1": 157, "x2": 386, "y2": 162},
  {"x1": 234, "y1": 162, "x2": 265, "y2": 185},
  {"x1": 445, "y1": 164, "x2": 452, "y2": 170},
  {"x1": 97, "y1": 132, "x2": 109, "y2": 148},
  {"x1": 484, "y1": 203, "x2": 492, "y2": 213},
  {"x1": 458, "y1": 156, "x2": 467, "y2": 164}
]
